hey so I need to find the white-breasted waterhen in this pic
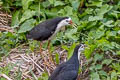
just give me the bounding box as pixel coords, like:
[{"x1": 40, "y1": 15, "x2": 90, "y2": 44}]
[
  {"x1": 26, "y1": 17, "x2": 73, "y2": 65},
  {"x1": 48, "y1": 44, "x2": 85, "y2": 80}
]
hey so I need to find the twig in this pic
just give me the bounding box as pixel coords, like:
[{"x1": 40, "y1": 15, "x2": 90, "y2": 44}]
[
  {"x1": 108, "y1": 54, "x2": 120, "y2": 62},
  {"x1": 0, "y1": 28, "x2": 14, "y2": 33},
  {"x1": 20, "y1": 55, "x2": 31, "y2": 62},
  {"x1": 29, "y1": 66, "x2": 38, "y2": 80},
  {"x1": 0, "y1": 74, "x2": 12, "y2": 80},
  {"x1": 27, "y1": 54, "x2": 44, "y2": 72},
  {"x1": 105, "y1": 51, "x2": 120, "y2": 62}
]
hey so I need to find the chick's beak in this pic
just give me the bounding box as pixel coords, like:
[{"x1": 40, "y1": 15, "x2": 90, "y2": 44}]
[{"x1": 69, "y1": 20, "x2": 73, "y2": 25}]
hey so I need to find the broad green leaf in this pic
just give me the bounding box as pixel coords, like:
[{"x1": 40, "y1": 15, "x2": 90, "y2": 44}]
[
  {"x1": 95, "y1": 64, "x2": 102, "y2": 70},
  {"x1": 86, "y1": 21, "x2": 97, "y2": 29},
  {"x1": 54, "y1": 1, "x2": 64, "y2": 7},
  {"x1": 118, "y1": 30, "x2": 120, "y2": 35},
  {"x1": 106, "y1": 31, "x2": 117, "y2": 38},
  {"x1": 99, "y1": 70, "x2": 108, "y2": 77},
  {"x1": 65, "y1": 28, "x2": 78, "y2": 41},
  {"x1": 102, "y1": 59, "x2": 112, "y2": 65},
  {"x1": 48, "y1": 0, "x2": 54, "y2": 4},
  {"x1": 42, "y1": 1, "x2": 51, "y2": 8},
  {"x1": 64, "y1": 6, "x2": 73, "y2": 16},
  {"x1": 22, "y1": 0, "x2": 34, "y2": 10},
  {"x1": 20, "y1": 10, "x2": 35, "y2": 23},
  {"x1": 58, "y1": 6, "x2": 73, "y2": 16},
  {"x1": 58, "y1": 9, "x2": 65, "y2": 15},
  {"x1": 89, "y1": 15, "x2": 103, "y2": 21},
  {"x1": 11, "y1": 11, "x2": 20, "y2": 27},
  {"x1": 95, "y1": 29, "x2": 105, "y2": 39},
  {"x1": 111, "y1": 71, "x2": 117, "y2": 80},
  {"x1": 97, "y1": 4, "x2": 113, "y2": 15},
  {"x1": 84, "y1": 44, "x2": 96, "y2": 59},
  {"x1": 91, "y1": 72, "x2": 100, "y2": 80},
  {"x1": 103, "y1": 20, "x2": 114, "y2": 27},
  {"x1": 112, "y1": 63, "x2": 120, "y2": 72},
  {"x1": 71, "y1": 0, "x2": 80, "y2": 11},
  {"x1": 88, "y1": 1, "x2": 102, "y2": 7},
  {"x1": 116, "y1": 51, "x2": 120, "y2": 55},
  {"x1": 18, "y1": 19, "x2": 36, "y2": 33},
  {"x1": 94, "y1": 53, "x2": 103, "y2": 62},
  {"x1": 45, "y1": 10, "x2": 58, "y2": 17},
  {"x1": 97, "y1": 38, "x2": 114, "y2": 51}
]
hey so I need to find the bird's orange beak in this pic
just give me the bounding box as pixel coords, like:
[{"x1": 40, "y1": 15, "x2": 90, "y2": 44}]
[{"x1": 69, "y1": 20, "x2": 73, "y2": 25}]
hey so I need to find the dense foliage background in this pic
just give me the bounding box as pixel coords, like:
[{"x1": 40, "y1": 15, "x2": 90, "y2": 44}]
[{"x1": 0, "y1": 0, "x2": 120, "y2": 80}]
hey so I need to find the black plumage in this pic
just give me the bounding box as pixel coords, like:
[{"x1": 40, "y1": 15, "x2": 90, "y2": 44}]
[
  {"x1": 26, "y1": 17, "x2": 73, "y2": 65},
  {"x1": 48, "y1": 44, "x2": 84, "y2": 80},
  {"x1": 26, "y1": 17, "x2": 69, "y2": 41}
]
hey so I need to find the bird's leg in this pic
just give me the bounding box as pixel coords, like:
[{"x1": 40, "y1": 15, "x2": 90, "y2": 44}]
[
  {"x1": 40, "y1": 42, "x2": 42, "y2": 54},
  {"x1": 47, "y1": 40, "x2": 51, "y2": 53},
  {"x1": 47, "y1": 40, "x2": 55, "y2": 65},
  {"x1": 40, "y1": 42, "x2": 51, "y2": 69}
]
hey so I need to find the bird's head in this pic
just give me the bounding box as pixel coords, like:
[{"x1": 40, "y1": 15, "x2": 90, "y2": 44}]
[
  {"x1": 78, "y1": 44, "x2": 85, "y2": 52},
  {"x1": 58, "y1": 17, "x2": 73, "y2": 27},
  {"x1": 74, "y1": 44, "x2": 85, "y2": 60}
]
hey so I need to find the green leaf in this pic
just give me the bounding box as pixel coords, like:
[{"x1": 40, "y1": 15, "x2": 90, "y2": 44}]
[
  {"x1": 94, "y1": 53, "x2": 103, "y2": 62},
  {"x1": 48, "y1": 0, "x2": 54, "y2": 4},
  {"x1": 20, "y1": 10, "x2": 35, "y2": 23},
  {"x1": 106, "y1": 31, "x2": 117, "y2": 38},
  {"x1": 67, "y1": 43, "x2": 77, "y2": 59},
  {"x1": 84, "y1": 44, "x2": 96, "y2": 59},
  {"x1": 71, "y1": 0, "x2": 80, "y2": 11},
  {"x1": 96, "y1": 38, "x2": 114, "y2": 51},
  {"x1": 116, "y1": 51, "x2": 120, "y2": 55},
  {"x1": 103, "y1": 20, "x2": 114, "y2": 27},
  {"x1": 91, "y1": 72, "x2": 100, "y2": 80},
  {"x1": 99, "y1": 70, "x2": 108, "y2": 77},
  {"x1": 38, "y1": 72, "x2": 48, "y2": 80},
  {"x1": 95, "y1": 29, "x2": 105, "y2": 39},
  {"x1": 88, "y1": 1, "x2": 102, "y2": 7},
  {"x1": 102, "y1": 59, "x2": 112, "y2": 65},
  {"x1": 62, "y1": 45, "x2": 69, "y2": 51},
  {"x1": 95, "y1": 64, "x2": 102, "y2": 70},
  {"x1": 55, "y1": 53, "x2": 59, "y2": 64},
  {"x1": 64, "y1": 6, "x2": 73, "y2": 16},
  {"x1": 18, "y1": 19, "x2": 36, "y2": 33},
  {"x1": 89, "y1": 15, "x2": 103, "y2": 21},
  {"x1": 58, "y1": 6, "x2": 73, "y2": 16},
  {"x1": 111, "y1": 71, "x2": 117, "y2": 80},
  {"x1": 22, "y1": 0, "x2": 34, "y2": 10},
  {"x1": 11, "y1": 11, "x2": 20, "y2": 27},
  {"x1": 42, "y1": 1, "x2": 51, "y2": 8},
  {"x1": 65, "y1": 28, "x2": 78, "y2": 41},
  {"x1": 54, "y1": 1, "x2": 64, "y2": 6},
  {"x1": 86, "y1": 21, "x2": 97, "y2": 29},
  {"x1": 97, "y1": 4, "x2": 113, "y2": 15}
]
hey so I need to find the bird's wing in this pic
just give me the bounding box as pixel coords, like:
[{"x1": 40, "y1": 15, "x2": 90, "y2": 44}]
[
  {"x1": 56, "y1": 70, "x2": 78, "y2": 80},
  {"x1": 48, "y1": 63, "x2": 65, "y2": 80},
  {"x1": 26, "y1": 25, "x2": 53, "y2": 40}
]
